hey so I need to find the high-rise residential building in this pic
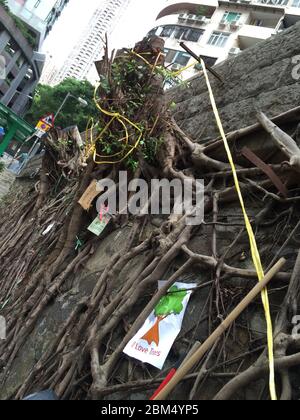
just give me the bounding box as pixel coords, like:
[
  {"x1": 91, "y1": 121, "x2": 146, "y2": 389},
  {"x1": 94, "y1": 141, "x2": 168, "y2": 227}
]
[
  {"x1": 40, "y1": 54, "x2": 59, "y2": 86},
  {"x1": 0, "y1": 0, "x2": 69, "y2": 115},
  {"x1": 55, "y1": 0, "x2": 131, "y2": 83},
  {"x1": 149, "y1": 0, "x2": 300, "y2": 79}
]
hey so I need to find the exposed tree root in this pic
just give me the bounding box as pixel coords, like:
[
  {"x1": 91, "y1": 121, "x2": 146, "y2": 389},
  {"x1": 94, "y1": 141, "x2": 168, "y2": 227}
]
[{"x1": 1, "y1": 36, "x2": 300, "y2": 401}]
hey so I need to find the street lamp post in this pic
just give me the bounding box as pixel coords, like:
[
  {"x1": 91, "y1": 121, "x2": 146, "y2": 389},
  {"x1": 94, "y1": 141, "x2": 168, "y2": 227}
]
[
  {"x1": 54, "y1": 92, "x2": 88, "y2": 120},
  {"x1": 14, "y1": 93, "x2": 87, "y2": 173}
]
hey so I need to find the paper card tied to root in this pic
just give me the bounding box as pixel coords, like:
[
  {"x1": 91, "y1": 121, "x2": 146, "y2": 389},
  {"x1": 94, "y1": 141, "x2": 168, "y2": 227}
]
[
  {"x1": 123, "y1": 281, "x2": 196, "y2": 370},
  {"x1": 78, "y1": 179, "x2": 103, "y2": 210},
  {"x1": 88, "y1": 214, "x2": 111, "y2": 236}
]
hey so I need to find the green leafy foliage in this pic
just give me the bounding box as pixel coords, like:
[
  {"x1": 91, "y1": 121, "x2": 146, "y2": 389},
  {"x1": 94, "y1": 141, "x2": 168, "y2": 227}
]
[
  {"x1": 95, "y1": 55, "x2": 172, "y2": 170},
  {"x1": 93, "y1": 51, "x2": 184, "y2": 170},
  {"x1": 156, "y1": 67, "x2": 181, "y2": 89},
  {"x1": 125, "y1": 157, "x2": 139, "y2": 172},
  {"x1": 0, "y1": 0, "x2": 8, "y2": 11},
  {"x1": 141, "y1": 136, "x2": 163, "y2": 164},
  {"x1": 155, "y1": 286, "x2": 187, "y2": 317},
  {"x1": 25, "y1": 78, "x2": 98, "y2": 132}
]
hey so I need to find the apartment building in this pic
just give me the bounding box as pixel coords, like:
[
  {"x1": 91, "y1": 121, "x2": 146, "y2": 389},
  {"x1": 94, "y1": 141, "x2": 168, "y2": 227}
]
[
  {"x1": 149, "y1": 0, "x2": 300, "y2": 78},
  {"x1": 55, "y1": 0, "x2": 131, "y2": 83}
]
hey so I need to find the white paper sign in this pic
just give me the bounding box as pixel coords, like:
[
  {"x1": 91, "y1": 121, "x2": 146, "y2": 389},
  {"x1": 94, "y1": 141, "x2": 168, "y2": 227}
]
[
  {"x1": 123, "y1": 281, "x2": 196, "y2": 370},
  {"x1": 42, "y1": 222, "x2": 55, "y2": 236}
]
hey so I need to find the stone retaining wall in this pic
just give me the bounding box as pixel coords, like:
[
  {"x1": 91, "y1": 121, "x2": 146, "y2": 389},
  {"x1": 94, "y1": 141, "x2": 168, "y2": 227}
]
[{"x1": 169, "y1": 22, "x2": 300, "y2": 142}]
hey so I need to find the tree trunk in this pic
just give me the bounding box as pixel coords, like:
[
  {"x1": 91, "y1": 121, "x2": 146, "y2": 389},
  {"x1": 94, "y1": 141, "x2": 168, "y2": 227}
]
[{"x1": 141, "y1": 316, "x2": 166, "y2": 347}]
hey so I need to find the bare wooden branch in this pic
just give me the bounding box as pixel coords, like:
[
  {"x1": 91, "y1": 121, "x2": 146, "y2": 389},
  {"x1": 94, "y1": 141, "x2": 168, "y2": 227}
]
[{"x1": 257, "y1": 111, "x2": 300, "y2": 173}]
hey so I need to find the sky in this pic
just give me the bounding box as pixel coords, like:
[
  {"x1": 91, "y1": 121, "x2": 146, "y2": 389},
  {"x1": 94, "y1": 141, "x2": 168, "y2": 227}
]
[{"x1": 42, "y1": 0, "x2": 166, "y2": 71}]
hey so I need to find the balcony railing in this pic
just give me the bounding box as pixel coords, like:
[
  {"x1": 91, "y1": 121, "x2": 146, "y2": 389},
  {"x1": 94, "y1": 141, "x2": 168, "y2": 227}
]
[
  {"x1": 238, "y1": 24, "x2": 276, "y2": 48},
  {"x1": 219, "y1": 20, "x2": 242, "y2": 30}
]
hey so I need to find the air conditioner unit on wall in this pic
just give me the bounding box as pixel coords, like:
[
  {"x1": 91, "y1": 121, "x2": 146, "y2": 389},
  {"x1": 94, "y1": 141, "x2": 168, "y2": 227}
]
[
  {"x1": 195, "y1": 15, "x2": 206, "y2": 23},
  {"x1": 178, "y1": 13, "x2": 186, "y2": 21},
  {"x1": 187, "y1": 14, "x2": 197, "y2": 21},
  {"x1": 219, "y1": 22, "x2": 227, "y2": 29},
  {"x1": 230, "y1": 21, "x2": 241, "y2": 29},
  {"x1": 229, "y1": 47, "x2": 241, "y2": 56}
]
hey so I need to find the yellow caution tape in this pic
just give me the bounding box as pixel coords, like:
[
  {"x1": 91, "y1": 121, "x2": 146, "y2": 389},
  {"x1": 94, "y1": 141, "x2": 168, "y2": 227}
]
[
  {"x1": 171, "y1": 61, "x2": 199, "y2": 77},
  {"x1": 130, "y1": 50, "x2": 156, "y2": 69},
  {"x1": 87, "y1": 50, "x2": 172, "y2": 166},
  {"x1": 85, "y1": 53, "x2": 276, "y2": 398},
  {"x1": 200, "y1": 58, "x2": 277, "y2": 400},
  {"x1": 83, "y1": 84, "x2": 143, "y2": 165}
]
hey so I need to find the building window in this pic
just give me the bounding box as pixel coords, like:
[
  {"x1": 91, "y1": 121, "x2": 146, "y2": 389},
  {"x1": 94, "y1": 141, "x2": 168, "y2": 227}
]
[
  {"x1": 165, "y1": 49, "x2": 177, "y2": 63},
  {"x1": 164, "y1": 49, "x2": 191, "y2": 66},
  {"x1": 194, "y1": 56, "x2": 218, "y2": 70},
  {"x1": 175, "y1": 52, "x2": 191, "y2": 66},
  {"x1": 250, "y1": 18, "x2": 267, "y2": 27},
  {"x1": 25, "y1": 68, "x2": 33, "y2": 81},
  {"x1": 208, "y1": 32, "x2": 230, "y2": 47},
  {"x1": 181, "y1": 28, "x2": 204, "y2": 42},
  {"x1": 148, "y1": 27, "x2": 158, "y2": 37},
  {"x1": 222, "y1": 12, "x2": 242, "y2": 23},
  {"x1": 5, "y1": 72, "x2": 14, "y2": 86},
  {"x1": 159, "y1": 25, "x2": 204, "y2": 43},
  {"x1": 161, "y1": 26, "x2": 176, "y2": 38},
  {"x1": 292, "y1": 0, "x2": 300, "y2": 6},
  {"x1": 5, "y1": 42, "x2": 16, "y2": 57},
  {"x1": 173, "y1": 27, "x2": 186, "y2": 40},
  {"x1": 16, "y1": 56, "x2": 25, "y2": 69}
]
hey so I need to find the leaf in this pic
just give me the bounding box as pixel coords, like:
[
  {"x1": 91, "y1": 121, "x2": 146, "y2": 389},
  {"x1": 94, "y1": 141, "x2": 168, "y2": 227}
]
[
  {"x1": 25, "y1": 78, "x2": 98, "y2": 132},
  {"x1": 155, "y1": 286, "x2": 187, "y2": 317}
]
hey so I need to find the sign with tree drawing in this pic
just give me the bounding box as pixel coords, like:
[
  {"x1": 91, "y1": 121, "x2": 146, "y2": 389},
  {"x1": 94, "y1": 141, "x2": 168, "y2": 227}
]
[
  {"x1": 141, "y1": 286, "x2": 188, "y2": 347},
  {"x1": 124, "y1": 281, "x2": 196, "y2": 369}
]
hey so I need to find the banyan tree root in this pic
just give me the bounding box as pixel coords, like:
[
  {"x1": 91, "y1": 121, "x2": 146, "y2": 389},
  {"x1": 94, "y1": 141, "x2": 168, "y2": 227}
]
[
  {"x1": 257, "y1": 112, "x2": 300, "y2": 173},
  {"x1": 0, "y1": 36, "x2": 300, "y2": 401},
  {"x1": 214, "y1": 248, "x2": 300, "y2": 401}
]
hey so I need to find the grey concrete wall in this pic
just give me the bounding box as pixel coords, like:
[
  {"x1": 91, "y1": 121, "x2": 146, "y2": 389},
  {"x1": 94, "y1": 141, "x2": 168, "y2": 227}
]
[{"x1": 169, "y1": 22, "x2": 300, "y2": 142}]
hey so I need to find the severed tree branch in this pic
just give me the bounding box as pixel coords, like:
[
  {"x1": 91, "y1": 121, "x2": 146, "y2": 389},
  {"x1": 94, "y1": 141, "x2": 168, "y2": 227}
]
[
  {"x1": 257, "y1": 111, "x2": 300, "y2": 173},
  {"x1": 181, "y1": 245, "x2": 290, "y2": 282}
]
